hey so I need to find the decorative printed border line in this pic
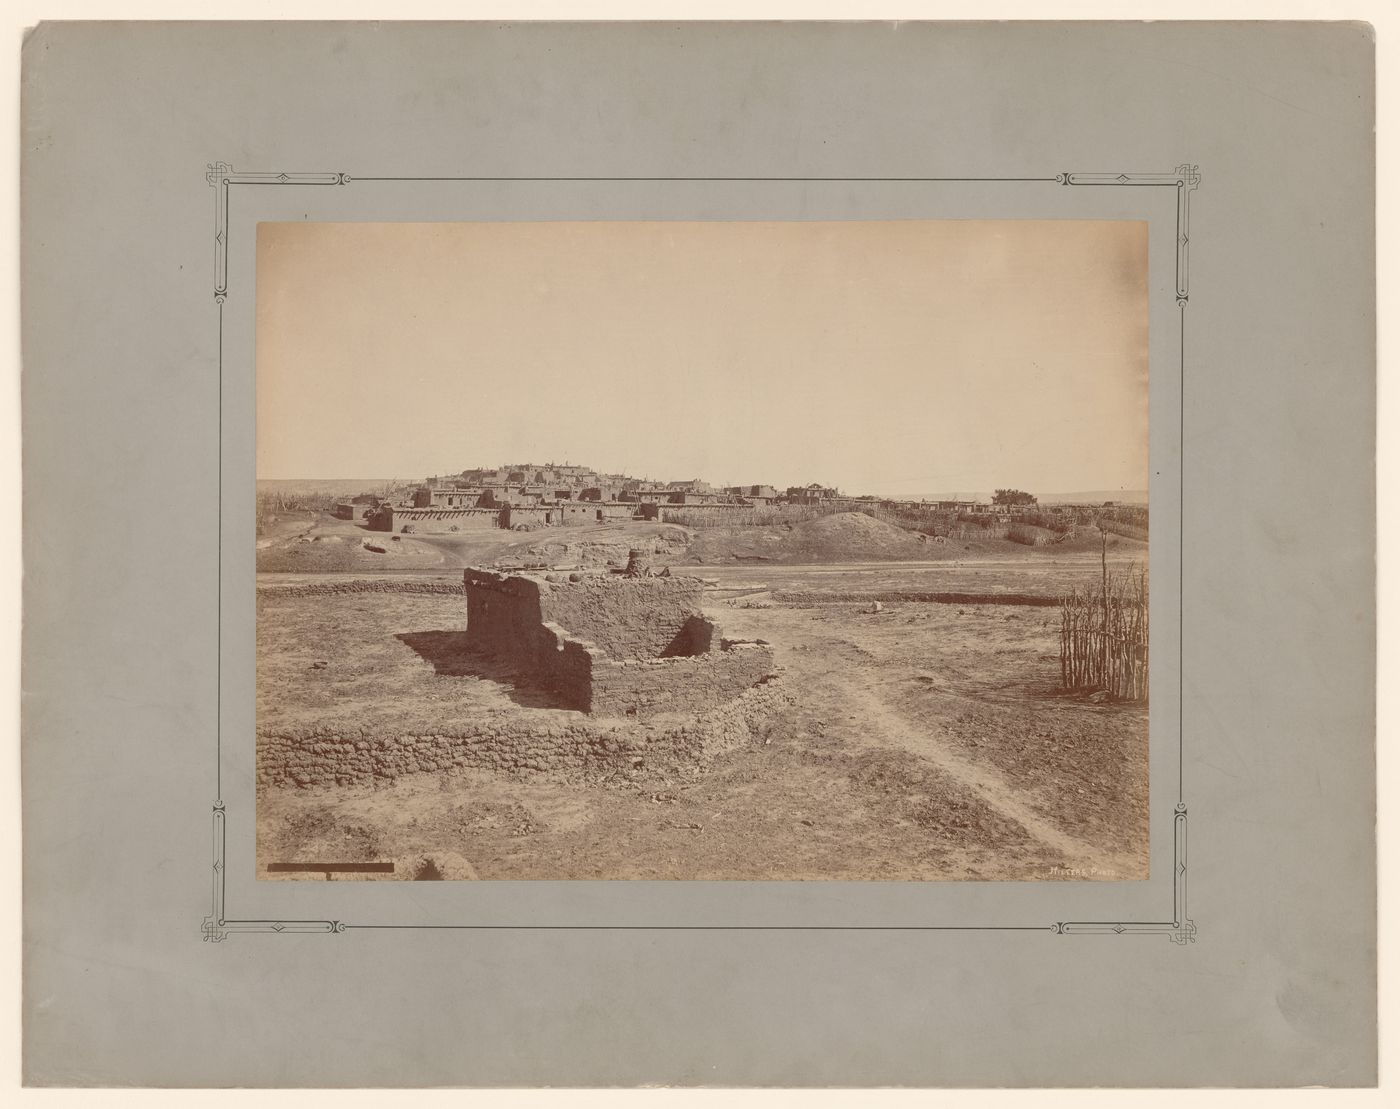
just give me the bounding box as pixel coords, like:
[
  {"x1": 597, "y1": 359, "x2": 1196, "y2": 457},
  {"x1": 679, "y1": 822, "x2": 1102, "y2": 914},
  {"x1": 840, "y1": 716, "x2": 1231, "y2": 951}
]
[
  {"x1": 203, "y1": 166, "x2": 1198, "y2": 943},
  {"x1": 1060, "y1": 166, "x2": 1200, "y2": 303}
]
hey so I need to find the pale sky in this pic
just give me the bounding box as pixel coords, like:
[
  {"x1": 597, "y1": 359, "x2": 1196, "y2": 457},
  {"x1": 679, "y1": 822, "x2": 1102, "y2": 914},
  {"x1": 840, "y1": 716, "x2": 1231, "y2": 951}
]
[{"x1": 256, "y1": 220, "x2": 1148, "y2": 496}]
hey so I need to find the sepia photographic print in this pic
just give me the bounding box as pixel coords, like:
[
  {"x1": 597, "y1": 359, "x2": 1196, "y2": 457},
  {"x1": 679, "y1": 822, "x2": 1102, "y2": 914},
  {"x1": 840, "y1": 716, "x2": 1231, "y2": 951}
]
[{"x1": 254, "y1": 218, "x2": 1151, "y2": 883}]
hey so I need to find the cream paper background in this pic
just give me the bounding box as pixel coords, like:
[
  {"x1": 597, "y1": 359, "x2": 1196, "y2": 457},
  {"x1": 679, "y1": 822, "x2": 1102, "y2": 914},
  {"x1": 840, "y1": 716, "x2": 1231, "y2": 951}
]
[{"x1": 18, "y1": 16, "x2": 1376, "y2": 1088}]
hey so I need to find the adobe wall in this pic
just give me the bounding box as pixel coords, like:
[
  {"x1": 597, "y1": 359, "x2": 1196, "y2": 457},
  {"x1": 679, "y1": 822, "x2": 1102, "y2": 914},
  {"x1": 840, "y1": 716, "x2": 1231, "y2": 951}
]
[
  {"x1": 464, "y1": 569, "x2": 706, "y2": 663},
  {"x1": 589, "y1": 641, "x2": 776, "y2": 718},
  {"x1": 535, "y1": 621, "x2": 595, "y2": 711},
  {"x1": 500, "y1": 505, "x2": 555, "y2": 528},
  {"x1": 463, "y1": 569, "x2": 551, "y2": 665},
  {"x1": 664, "y1": 614, "x2": 715, "y2": 656},
  {"x1": 536, "y1": 574, "x2": 707, "y2": 661},
  {"x1": 537, "y1": 502, "x2": 636, "y2": 527},
  {"x1": 392, "y1": 507, "x2": 503, "y2": 533}
]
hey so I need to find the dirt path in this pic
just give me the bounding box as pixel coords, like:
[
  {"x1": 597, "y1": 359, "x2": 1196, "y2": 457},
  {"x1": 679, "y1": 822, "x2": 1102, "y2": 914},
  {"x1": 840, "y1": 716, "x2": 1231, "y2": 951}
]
[
  {"x1": 763, "y1": 609, "x2": 1140, "y2": 877},
  {"x1": 830, "y1": 673, "x2": 1105, "y2": 865}
]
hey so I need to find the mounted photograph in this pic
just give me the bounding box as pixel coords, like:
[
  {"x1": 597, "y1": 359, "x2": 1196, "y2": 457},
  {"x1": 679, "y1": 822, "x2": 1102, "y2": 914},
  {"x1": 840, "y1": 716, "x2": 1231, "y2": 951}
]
[{"x1": 254, "y1": 218, "x2": 1150, "y2": 881}]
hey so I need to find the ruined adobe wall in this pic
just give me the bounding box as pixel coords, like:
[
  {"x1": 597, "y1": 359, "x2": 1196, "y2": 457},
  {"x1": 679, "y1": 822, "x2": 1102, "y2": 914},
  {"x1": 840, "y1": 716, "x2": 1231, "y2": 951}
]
[
  {"x1": 519, "y1": 618, "x2": 771, "y2": 719},
  {"x1": 536, "y1": 621, "x2": 595, "y2": 712},
  {"x1": 460, "y1": 573, "x2": 594, "y2": 710},
  {"x1": 590, "y1": 642, "x2": 776, "y2": 718},
  {"x1": 464, "y1": 569, "x2": 706, "y2": 663},
  {"x1": 462, "y1": 570, "x2": 549, "y2": 666},
  {"x1": 536, "y1": 575, "x2": 706, "y2": 661},
  {"x1": 460, "y1": 569, "x2": 775, "y2": 718},
  {"x1": 256, "y1": 675, "x2": 795, "y2": 788},
  {"x1": 665, "y1": 614, "x2": 716, "y2": 656}
]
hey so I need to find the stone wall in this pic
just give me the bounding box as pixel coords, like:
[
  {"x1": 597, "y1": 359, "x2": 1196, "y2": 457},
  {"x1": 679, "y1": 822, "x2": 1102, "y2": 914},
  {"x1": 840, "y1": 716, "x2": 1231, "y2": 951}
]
[{"x1": 257, "y1": 676, "x2": 794, "y2": 788}]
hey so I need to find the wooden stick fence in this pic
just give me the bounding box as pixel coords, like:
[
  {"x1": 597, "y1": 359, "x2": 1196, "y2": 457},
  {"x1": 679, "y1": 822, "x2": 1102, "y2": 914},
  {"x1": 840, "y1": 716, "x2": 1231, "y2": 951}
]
[{"x1": 1059, "y1": 565, "x2": 1149, "y2": 702}]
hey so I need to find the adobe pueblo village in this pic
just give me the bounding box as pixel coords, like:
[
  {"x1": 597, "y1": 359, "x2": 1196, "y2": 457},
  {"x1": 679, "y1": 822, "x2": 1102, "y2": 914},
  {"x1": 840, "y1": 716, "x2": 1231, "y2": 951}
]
[{"x1": 257, "y1": 462, "x2": 1150, "y2": 881}]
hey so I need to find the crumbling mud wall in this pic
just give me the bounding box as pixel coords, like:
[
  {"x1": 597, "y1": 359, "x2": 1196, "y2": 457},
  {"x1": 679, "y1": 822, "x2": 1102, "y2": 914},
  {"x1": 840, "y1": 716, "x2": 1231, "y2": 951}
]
[
  {"x1": 463, "y1": 569, "x2": 707, "y2": 664},
  {"x1": 533, "y1": 574, "x2": 708, "y2": 661},
  {"x1": 589, "y1": 641, "x2": 776, "y2": 718},
  {"x1": 462, "y1": 569, "x2": 553, "y2": 666},
  {"x1": 461, "y1": 568, "x2": 775, "y2": 718},
  {"x1": 257, "y1": 677, "x2": 794, "y2": 788}
]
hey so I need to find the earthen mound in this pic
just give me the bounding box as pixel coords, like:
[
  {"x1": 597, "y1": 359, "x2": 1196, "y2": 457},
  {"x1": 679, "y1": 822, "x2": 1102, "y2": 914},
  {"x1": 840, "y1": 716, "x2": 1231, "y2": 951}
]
[
  {"x1": 788, "y1": 512, "x2": 926, "y2": 557},
  {"x1": 767, "y1": 512, "x2": 929, "y2": 562},
  {"x1": 687, "y1": 511, "x2": 928, "y2": 564}
]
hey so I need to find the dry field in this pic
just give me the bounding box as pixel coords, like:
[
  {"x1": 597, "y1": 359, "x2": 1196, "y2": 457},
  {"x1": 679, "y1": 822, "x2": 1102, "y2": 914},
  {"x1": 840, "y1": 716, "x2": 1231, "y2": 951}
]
[{"x1": 256, "y1": 550, "x2": 1149, "y2": 882}]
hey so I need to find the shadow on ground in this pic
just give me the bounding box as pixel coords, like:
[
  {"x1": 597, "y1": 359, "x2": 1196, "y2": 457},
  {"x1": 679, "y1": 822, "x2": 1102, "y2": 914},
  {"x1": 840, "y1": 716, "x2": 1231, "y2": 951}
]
[{"x1": 394, "y1": 630, "x2": 570, "y2": 710}]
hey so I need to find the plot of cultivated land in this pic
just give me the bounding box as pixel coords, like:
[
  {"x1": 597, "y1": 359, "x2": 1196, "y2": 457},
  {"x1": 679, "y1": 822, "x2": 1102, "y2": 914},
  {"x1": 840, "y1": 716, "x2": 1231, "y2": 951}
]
[{"x1": 256, "y1": 554, "x2": 1148, "y2": 881}]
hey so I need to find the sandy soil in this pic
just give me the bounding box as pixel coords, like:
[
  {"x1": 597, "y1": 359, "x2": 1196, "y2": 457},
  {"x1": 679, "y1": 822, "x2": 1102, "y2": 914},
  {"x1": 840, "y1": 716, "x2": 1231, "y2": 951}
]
[{"x1": 256, "y1": 555, "x2": 1148, "y2": 881}]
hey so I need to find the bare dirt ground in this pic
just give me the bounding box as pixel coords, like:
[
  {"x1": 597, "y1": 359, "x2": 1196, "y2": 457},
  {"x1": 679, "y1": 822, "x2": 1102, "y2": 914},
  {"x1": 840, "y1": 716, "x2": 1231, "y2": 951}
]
[
  {"x1": 256, "y1": 512, "x2": 698, "y2": 574},
  {"x1": 256, "y1": 552, "x2": 1148, "y2": 881},
  {"x1": 258, "y1": 508, "x2": 1148, "y2": 575}
]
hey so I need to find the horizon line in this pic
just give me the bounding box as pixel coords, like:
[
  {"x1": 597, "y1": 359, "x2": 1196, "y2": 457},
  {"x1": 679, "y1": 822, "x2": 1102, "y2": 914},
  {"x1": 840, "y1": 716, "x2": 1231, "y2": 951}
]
[{"x1": 255, "y1": 475, "x2": 1149, "y2": 498}]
